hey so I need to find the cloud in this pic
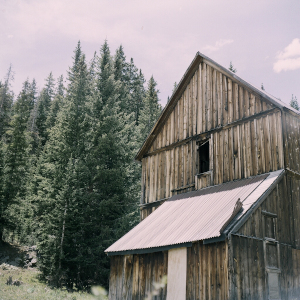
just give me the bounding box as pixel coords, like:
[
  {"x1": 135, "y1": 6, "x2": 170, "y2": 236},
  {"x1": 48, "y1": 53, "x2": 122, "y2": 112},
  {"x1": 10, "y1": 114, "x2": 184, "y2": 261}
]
[
  {"x1": 273, "y1": 38, "x2": 300, "y2": 73},
  {"x1": 202, "y1": 39, "x2": 233, "y2": 52}
]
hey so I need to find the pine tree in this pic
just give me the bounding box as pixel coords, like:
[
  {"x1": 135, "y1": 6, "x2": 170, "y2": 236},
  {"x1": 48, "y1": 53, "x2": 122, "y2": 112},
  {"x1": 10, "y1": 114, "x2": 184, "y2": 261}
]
[
  {"x1": 0, "y1": 81, "x2": 33, "y2": 241},
  {"x1": 0, "y1": 65, "x2": 14, "y2": 138},
  {"x1": 229, "y1": 61, "x2": 237, "y2": 73},
  {"x1": 35, "y1": 73, "x2": 55, "y2": 145},
  {"x1": 0, "y1": 141, "x2": 5, "y2": 242},
  {"x1": 36, "y1": 44, "x2": 93, "y2": 288},
  {"x1": 45, "y1": 75, "x2": 65, "y2": 130},
  {"x1": 87, "y1": 40, "x2": 140, "y2": 288},
  {"x1": 139, "y1": 76, "x2": 162, "y2": 141},
  {"x1": 172, "y1": 82, "x2": 178, "y2": 94},
  {"x1": 290, "y1": 94, "x2": 299, "y2": 111}
]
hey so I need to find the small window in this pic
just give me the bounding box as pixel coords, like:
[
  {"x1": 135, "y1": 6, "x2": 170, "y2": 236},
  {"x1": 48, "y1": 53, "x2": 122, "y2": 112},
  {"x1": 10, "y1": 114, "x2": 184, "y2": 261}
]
[
  {"x1": 199, "y1": 140, "x2": 209, "y2": 173},
  {"x1": 262, "y1": 211, "x2": 277, "y2": 240},
  {"x1": 266, "y1": 242, "x2": 279, "y2": 268},
  {"x1": 265, "y1": 216, "x2": 276, "y2": 240}
]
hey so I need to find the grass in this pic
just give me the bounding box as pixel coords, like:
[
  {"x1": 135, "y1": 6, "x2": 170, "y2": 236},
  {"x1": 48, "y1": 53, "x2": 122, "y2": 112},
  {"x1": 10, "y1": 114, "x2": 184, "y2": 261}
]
[
  {"x1": 0, "y1": 241, "x2": 106, "y2": 300},
  {"x1": 0, "y1": 266, "x2": 96, "y2": 300}
]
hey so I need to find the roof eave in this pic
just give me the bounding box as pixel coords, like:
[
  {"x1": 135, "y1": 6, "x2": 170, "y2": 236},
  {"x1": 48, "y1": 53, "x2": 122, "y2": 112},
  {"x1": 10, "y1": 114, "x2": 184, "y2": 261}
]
[{"x1": 106, "y1": 242, "x2": 192, "y2": 256}]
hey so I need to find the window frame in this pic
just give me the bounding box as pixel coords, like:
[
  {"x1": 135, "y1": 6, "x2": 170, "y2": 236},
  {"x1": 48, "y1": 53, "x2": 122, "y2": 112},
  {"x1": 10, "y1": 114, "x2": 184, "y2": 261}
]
[{"x1": 197, "y1": 138, "x2": 210, "y2": 175}]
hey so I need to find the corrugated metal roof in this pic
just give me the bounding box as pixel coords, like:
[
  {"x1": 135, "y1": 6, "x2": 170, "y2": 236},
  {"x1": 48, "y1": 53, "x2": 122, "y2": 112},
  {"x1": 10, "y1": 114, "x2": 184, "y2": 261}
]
[{"x1": 105, "y1": 170, "x2": 284, "y2": 255}]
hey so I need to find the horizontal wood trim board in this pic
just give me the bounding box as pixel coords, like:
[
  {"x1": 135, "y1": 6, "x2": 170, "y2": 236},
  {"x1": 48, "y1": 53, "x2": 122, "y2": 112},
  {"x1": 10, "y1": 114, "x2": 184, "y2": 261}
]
[
  {"x1": 171, "y1": 183, "x2": 195, "y2": 192},
  {"x1": 282, "y1": 106, "x2": 300, "y2": 118},
  {"x1": 139, "y1": 198, "x2": 168, "y2": 209},
  {"x1": 144, "y1": 107, "x2": 280, "y2": 158},
  {"x1": 231, "y1": 233, "x2": 295, "y2": 250},
  {"x1": 262, "y1": 210, "x2": 278, "y2": 218},
  {"x1": 203, "y1": 233, "x2": 226, "y2": 244},
  {"x1": 286, "y1": 168, "x2": 300, "y2": 179},
  {"x1": 106, "y1": 242, "x2": 192, "y2": 256}
]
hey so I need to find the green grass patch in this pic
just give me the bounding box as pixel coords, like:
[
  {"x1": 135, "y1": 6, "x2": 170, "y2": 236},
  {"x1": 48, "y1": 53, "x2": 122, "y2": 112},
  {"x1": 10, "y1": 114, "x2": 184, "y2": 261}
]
[{"x1": 0, "y1": 266, "x2": 96, "y2": 300}]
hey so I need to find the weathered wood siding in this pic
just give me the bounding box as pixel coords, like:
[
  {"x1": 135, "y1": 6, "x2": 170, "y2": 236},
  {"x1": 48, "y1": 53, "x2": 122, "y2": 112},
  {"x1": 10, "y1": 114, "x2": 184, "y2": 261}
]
[
  {"x1": 237, "y1": 174, "x2": 300, "y2": 247},
  {"x1": 186, "y1": 241, "x2": 229, "y2": 300},
  {"x1": 109, "y1": 251, "x2": 168, "y2": 300},
  {"x1": 230, "y1": 236, "x2": 300, "y2": 299},
  {"x1": 230, "y1": 174, "x2": 300, "y2": 299},
  {"x1": 140, "y1": 110, "x2": 284, "y2": 214},
  {"x1": 139, "y1": 61, "x2": 286, "y2": 213},
  {"x1": 283, "y1": 111, "x2": 300, "y2": 173},
  {"x1": 149, "y1": 62, "x2": 274, "y2": 153}
]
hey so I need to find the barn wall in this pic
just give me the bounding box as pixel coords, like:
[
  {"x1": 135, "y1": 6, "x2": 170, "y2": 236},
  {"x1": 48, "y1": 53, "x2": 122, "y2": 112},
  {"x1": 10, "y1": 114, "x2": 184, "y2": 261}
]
[
  {"x1": 230, "y1": 174, "x2": 300, "y2": 299},
  {"x1": 230, "y1": 235, "x2": 267, "y2": 299},
  {"x1": 109, "y1": 251, "x2": 168, "y2": 300},
  {"x1": 238, "y1": 174, "x2": 300, "y2": 248},
  {"x1": 283, "y1": 111, "x2": 300, "y2": 174},
  {"x1": 140, "y1": 110, "x2": 284, "y2": 216},
  {"x1": 186, "y1": 241, "x2": 229, "y2": 300},
  {"x1": 148, "y1": 61, "x2": 274, "y2": 153},
  {"x1": 230, "y1": 235, "x2": 300, "y2": 300}
]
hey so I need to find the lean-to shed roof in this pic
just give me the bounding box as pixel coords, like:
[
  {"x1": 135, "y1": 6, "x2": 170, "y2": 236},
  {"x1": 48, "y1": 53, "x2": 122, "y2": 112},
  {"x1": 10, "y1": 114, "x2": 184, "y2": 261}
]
[
  {"x1": 105, "y1": 169, "x2": 284, "y2": 256},
  {"x1": 135, "y1": 52, "x2": 299, "y2": 161}
]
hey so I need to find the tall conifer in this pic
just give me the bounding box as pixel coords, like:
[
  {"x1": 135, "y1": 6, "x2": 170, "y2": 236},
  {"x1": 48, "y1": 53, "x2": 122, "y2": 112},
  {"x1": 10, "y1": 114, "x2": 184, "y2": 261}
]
[
  {"x1": 139, "y1": 76, "x2": 162, "y2": 142},
  {"x1": 35, "y1": 73, "x2": 55, "y2": 145},
  {"x1": 36, "y1": 43, "x2": 93, "y2": 288},
  {"x1": 0, "y1": 81, "x2": 33, "y2": 240},
  {"x1": 0, "y1": 65, "x2": 14, "y2": 138}
]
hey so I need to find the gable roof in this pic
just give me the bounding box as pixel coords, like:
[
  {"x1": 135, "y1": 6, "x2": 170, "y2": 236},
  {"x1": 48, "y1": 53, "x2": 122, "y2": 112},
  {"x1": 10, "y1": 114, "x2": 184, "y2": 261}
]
[
  {"x1": 136, "y1": 52, "x2": 299, "y2": 161},
  {"x1": 105, "y1": 169, "x2": 284, "y2": 256}
]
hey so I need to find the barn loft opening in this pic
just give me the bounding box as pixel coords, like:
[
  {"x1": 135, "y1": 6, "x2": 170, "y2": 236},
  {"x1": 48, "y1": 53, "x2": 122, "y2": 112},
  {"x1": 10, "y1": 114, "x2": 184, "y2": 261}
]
[{"x1": 199, "y1": 140, "x2": 209, "y2": 174}]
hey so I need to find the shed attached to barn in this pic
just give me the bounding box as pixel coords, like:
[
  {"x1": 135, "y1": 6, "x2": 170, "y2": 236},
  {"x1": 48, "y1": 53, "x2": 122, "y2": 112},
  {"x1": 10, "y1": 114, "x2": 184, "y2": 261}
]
[{"x1": 105, "y1": 52, "x2": 300, "y2": 300}]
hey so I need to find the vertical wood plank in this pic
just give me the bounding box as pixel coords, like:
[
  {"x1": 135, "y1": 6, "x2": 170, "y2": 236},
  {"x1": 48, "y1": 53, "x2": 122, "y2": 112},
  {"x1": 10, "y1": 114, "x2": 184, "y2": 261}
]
[
  {"x1": 189, "y1": 79, "x2": 193, "y2": 137},
  {"x1": 165, "y1": 150, "x2": 170, "y2": 198},
  {"x1": 217, "y1": 71, "x2": 223, "y2": 127},
  {"x1": 193, "y1": 72, "x2": 197, "y2": 136},
  {"x1": 234, "y1": 82, "x2": 239, "y2": 121},
  {"x1": 222, "y1": 75, "x2": 228, "y2": 125},
  {"x1": 203, "y1": 63, "x2": 207, "y2": 132},
  {"x1": 244, "y1": 89, "x2": 250, "y2": 118},
  {"x1": 228, "y1": 127, "x2": 234, "y2": 181},
  {"x1": 227, "y1": 78, "x2": 233, "y2": 124},
  {"x1": 197, "y1": 63, "x2": 203, "y2": 134}
]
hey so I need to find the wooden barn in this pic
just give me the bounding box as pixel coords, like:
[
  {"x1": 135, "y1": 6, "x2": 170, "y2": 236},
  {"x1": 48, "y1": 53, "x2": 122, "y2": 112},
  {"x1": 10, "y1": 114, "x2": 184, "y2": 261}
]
[{"x1": 105, "y1": 52, "x2": 300, "y2": 300}]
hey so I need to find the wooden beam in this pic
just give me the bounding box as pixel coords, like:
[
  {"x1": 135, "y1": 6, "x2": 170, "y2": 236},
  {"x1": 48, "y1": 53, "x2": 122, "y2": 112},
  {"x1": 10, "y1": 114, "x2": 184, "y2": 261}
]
[
  {"x1": 144, "y1": 107, "x2": 280, "y2": 158},
  {"x1": 139, "y1": 197, "x2": 168, "y2": 209},
  {"x1": 171, "y1": 183, "x2": 195, "y2": 193}
]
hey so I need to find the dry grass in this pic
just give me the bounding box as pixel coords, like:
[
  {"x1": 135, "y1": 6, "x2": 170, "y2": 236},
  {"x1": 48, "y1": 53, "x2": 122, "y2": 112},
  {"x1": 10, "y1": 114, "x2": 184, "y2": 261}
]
[
  {"x1": 0, "y1": 241, "x2": 100, "y2": 300},
  {"x1": 0, "y1": 266, "x2": 96, "y2": 300}
]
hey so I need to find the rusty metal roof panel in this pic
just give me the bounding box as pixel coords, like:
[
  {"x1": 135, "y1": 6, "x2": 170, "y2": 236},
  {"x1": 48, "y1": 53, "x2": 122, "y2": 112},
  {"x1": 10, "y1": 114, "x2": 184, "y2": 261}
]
[{"x1": 105, "y1": 170, "x2": 284, "y2": 254}]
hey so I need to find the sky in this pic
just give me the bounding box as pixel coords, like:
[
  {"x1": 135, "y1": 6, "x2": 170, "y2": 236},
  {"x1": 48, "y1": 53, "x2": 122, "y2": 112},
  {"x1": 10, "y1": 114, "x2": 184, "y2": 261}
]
[{"x1": 1, "y1": 0, "x2": 300, "y2": 107}]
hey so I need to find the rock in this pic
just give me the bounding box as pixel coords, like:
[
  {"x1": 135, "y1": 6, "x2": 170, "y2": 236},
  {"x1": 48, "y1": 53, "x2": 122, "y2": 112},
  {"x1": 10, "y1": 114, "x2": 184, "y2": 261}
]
[
  {"x1": 12, "y1": 279, "x2": 23, "y2": 286},
  {"x1": 6, "y1": 276, "x2": 13, "y2": 285},
  {"x1": 30, "y1": 258, "x2": 37, "y2": 267},
  {"x1": 6, "y1": 276, "x2": 23, "y2": 286}
]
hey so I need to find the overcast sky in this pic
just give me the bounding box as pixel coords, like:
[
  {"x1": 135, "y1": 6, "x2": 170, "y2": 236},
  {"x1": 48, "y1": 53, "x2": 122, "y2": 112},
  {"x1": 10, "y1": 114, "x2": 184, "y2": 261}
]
[{"x1": 1, "y1": 0, "x2": 299, "y2": 106}]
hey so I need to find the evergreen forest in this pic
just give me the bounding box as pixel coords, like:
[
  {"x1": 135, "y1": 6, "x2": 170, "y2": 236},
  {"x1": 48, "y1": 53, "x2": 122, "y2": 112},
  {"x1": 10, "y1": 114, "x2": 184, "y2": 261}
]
[{"x1": 0, "y1": 40, "x2": 162, "y2": 290}]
